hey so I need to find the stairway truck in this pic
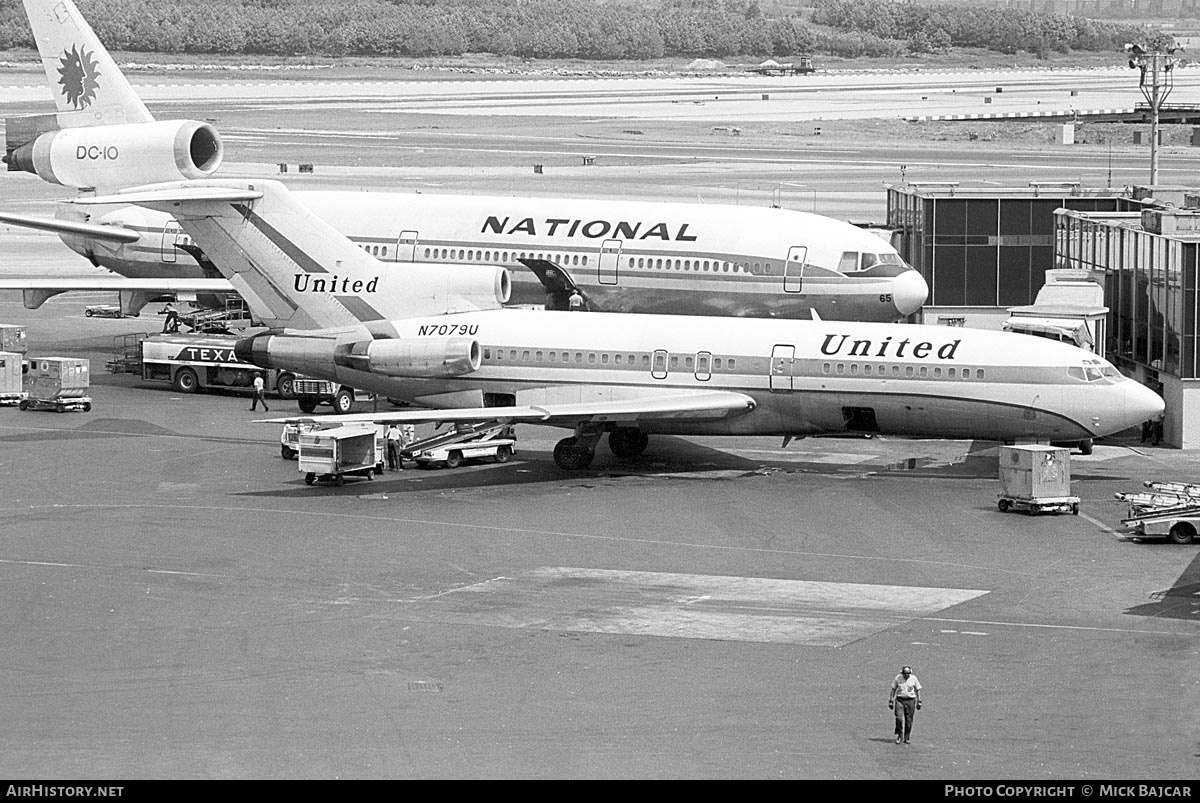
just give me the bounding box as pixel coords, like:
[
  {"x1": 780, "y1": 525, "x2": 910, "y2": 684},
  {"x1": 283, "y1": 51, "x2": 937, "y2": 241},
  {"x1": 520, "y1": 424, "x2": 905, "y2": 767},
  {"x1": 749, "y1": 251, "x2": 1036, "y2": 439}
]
[
  {"x1": 139, "y1": 334, "x2": 295, "y2": 396},
  {"x1": 291, "y1": 376, "x2": 369, "y2": 414}
]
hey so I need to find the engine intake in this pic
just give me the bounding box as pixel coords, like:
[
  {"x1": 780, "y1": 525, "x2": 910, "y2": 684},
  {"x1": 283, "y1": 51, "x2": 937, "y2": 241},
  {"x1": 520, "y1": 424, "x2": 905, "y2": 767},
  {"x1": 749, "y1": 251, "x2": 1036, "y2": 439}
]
[{"x1": 6, "y1": 119, "x2": 223, "y2": 189}]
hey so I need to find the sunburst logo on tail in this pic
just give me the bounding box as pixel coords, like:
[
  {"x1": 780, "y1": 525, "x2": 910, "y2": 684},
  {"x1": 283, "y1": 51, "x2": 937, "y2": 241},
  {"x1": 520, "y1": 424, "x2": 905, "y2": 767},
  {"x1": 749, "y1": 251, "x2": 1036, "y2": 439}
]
[{"x1": 57, "y1": 44, "x2": 101, "y2": 109}]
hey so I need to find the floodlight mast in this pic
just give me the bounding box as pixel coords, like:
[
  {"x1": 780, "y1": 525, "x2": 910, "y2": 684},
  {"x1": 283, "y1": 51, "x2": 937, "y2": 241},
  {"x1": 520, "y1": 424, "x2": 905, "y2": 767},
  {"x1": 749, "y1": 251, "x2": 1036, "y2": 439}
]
[{"x1": 1125, "y1": 43, "x2": 1184, "y2": 185}]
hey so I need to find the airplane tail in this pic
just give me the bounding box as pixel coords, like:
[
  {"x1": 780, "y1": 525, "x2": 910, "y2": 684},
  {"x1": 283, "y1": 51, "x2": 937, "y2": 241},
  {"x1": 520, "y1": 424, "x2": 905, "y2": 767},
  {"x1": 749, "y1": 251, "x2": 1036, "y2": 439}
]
[
  {"x1": 22, "y1": 0, "x2": 154, "y2": 126},
  {"x1": 76, "y1": 179, "x2": 510, "y2": 330}
]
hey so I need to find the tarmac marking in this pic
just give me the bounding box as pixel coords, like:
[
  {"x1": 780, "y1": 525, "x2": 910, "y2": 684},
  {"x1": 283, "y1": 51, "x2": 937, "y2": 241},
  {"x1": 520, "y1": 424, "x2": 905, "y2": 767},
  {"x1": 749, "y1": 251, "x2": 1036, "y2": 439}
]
[
  {"x1": 0, "y1": 558, "x2": 229, "y2": 579},
  {"x1": 400, "y1": 567, "x2": 988, "y2": 646},
  {"x1": 926, "y1": 615, "x2": 1200, "y2": 637},
  {"x1": 0, "y1": 503, "x2": 1041, "y2": 576}
]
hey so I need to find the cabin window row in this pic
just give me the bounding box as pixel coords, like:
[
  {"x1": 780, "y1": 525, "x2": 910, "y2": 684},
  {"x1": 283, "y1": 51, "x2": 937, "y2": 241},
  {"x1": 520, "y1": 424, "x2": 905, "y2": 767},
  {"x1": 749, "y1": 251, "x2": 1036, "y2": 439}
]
[
  {"x1": 406, "y1": 246, "x2": 777, "y2": 275},
  {"x1": 821, "y1": 362, "x2": 986, "y2": 380},
  {"x1": 482, "y1": 348, "x2": 735, "y2": 371},
  {"x1": 421, "y1": 248, "x2": 590, "y2": 267}
]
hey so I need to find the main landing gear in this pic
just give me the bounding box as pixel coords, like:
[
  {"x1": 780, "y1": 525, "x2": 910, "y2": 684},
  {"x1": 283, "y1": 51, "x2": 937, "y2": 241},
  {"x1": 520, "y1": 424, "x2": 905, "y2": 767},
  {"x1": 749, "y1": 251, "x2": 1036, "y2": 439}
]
[{"x1": 551, "y1": 426, "x2": 651, "y2": 470}]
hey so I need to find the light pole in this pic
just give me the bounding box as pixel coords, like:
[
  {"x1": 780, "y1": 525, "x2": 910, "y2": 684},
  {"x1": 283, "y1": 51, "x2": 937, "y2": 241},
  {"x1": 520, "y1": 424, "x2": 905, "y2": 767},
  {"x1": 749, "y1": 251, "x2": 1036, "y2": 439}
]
[{"x1": 1125, "y1": 43, "x2": 1184, "y2": 186}]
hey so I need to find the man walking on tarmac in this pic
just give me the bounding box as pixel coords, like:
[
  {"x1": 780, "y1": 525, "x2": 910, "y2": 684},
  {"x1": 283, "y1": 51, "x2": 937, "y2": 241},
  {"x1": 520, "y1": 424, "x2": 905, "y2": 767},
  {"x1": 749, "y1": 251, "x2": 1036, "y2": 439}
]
[
  {"x1": 888, "y1": 665, "x2": 922, "y2": 744},
  {"x1": 249, "y1": 372, "x2": 269, "y2": 412}
]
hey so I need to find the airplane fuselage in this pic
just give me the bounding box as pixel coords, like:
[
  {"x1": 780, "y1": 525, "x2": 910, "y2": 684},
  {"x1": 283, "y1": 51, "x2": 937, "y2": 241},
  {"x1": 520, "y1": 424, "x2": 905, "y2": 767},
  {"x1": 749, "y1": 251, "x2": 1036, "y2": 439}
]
[
  {"x1": 242, "y1": 310, "x2": 1160, "y2": 444},
  {"x1": 65, "y1": 191, "x2": 927, "y2": 321}
]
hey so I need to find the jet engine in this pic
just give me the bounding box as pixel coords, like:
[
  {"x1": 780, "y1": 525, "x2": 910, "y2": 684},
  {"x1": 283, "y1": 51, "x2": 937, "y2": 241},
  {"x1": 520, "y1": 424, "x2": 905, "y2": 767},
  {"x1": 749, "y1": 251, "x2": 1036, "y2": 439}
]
[
  {"x1": 395, "y1": 264, "x2": 511, "y2": 313},
  {"x1": 361, "y1": 338, "x2": 481, "y2": 378},
  {"x1": 5, "y1": 119, "x2": 223, "y2": 190}
]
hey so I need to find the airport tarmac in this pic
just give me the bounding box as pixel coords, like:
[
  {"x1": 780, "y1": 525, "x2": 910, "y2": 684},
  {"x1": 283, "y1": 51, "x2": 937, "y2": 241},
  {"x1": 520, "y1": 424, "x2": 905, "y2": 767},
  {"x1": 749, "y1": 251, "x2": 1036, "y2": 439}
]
[
  {"x1": 1, "y1": 299, "x2": 1199, "y2": 780},
  {"x1": 1, "y1": 65, "x2": 1200, "y2": 779}
]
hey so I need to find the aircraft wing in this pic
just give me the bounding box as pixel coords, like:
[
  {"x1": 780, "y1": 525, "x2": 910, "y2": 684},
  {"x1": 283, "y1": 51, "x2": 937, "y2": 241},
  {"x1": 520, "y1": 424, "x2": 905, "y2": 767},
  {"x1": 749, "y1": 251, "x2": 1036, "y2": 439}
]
[
  {"x1": 0, "y1": 277, "x2": 236, "y2": 310},
  {"x1": 0, "y1": 212, "x2": 140, "y2": 243},
  {"x1": 259, "y1": 390, "x2": 757, "y2": 427},
  {"x1": 0, "y1": 278, "x2": 234, "y2": 294}
]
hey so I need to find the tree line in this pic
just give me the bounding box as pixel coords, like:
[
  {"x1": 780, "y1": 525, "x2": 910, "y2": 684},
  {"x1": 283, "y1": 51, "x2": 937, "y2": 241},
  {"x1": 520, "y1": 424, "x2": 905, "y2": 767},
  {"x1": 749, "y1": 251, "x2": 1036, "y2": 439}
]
[{"x1": 0, "y1": 0, "x2": 1155, "y2": 60}]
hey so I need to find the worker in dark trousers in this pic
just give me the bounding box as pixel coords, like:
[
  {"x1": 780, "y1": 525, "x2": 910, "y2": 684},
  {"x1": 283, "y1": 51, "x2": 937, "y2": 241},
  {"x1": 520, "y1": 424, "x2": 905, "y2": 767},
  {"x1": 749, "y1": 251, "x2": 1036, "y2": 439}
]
[
  {"x1": 249, "y1": 372, "x2": 269, "y2": 412},
  {"x1": 161, "y1": 302, "x2": 179, "y2": 333},
  {"x1": 385, "y1": 424, "x2": 403, "y2": 471},
  {"x1": 888, "y1": 665, "x2": 923, "y2": 744}
]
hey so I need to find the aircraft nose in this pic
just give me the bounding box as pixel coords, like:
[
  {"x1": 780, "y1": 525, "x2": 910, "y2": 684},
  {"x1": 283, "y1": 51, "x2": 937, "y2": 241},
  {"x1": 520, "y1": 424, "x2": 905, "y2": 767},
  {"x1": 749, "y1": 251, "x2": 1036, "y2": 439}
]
[
  {"x1": 1124, "y1": 380, "x2": 1165, "y2": 430},
  {"x1": 892, "y1": 269, "x2": 929, "y2": 317}
]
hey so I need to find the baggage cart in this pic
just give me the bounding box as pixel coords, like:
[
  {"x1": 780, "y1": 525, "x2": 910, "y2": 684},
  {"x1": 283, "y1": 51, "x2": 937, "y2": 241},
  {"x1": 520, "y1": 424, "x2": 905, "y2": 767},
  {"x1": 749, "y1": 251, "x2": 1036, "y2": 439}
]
[
  {"x1": 0, "y1": 351, "x2": 26, "y2": 406},
  {"x1": 281, "y1": 421, "x2": 386, "y2": 466},
  {"x1": 84, "y1": 304, "x2": 128, "y2": 318},
  {"x1": 0, "y1": 324, "x2": 27, "y2": 355},
  {"x1": 18, "y1": 357, "x2": 91, "y2": 413},
  {"x1": 997, "y1": 445, "x2": 1079, "y2": 515},
  {"x1": 297, "y1": 423, "x2": 382, "y2": 486}
]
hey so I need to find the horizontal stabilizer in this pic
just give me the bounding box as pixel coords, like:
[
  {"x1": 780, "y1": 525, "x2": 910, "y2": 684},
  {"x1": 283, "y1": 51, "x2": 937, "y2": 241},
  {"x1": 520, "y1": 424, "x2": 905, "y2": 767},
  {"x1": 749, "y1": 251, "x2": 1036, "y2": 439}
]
[
  {"x1": 77, "y1": 184, "x2": 264, "y2": 205},
  {"x1": 0, "y1": 211, "x2": 139, "y2": 243},
  {"x1": 258, "y1": 390, "x2": 757, "y2": 427}
]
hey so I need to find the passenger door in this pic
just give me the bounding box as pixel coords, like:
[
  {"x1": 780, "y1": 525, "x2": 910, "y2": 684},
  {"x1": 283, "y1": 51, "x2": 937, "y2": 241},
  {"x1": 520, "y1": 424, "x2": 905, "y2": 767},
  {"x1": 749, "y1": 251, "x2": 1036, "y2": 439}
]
[
  {"x1": 161, "y1": 220, "x2": 181, "y2": 263},
  {"x1": 769, "y1": 345, "x2": 794, "y2": 392},
  {"x1": 598, "y1": 239, "x2": 622, "y2": 285},
  {"x1": 783, "y1": 246, "x2": 807, "y2": 293},
  {"x1": 395, "y1": 230, "x2": 419, "y2": 262}
]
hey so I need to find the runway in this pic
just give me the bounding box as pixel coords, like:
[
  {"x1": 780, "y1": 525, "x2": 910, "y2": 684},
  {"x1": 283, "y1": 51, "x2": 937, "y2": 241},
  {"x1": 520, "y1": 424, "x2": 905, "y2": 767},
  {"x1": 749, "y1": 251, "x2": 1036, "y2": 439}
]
[{"x1": 0, "y1": 64, "x2": 1199, "y2": 779}]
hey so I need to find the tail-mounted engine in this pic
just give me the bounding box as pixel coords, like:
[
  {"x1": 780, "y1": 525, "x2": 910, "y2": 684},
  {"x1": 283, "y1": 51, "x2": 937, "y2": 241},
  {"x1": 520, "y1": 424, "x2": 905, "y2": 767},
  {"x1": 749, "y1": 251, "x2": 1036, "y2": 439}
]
[
  {"x1": 343, "y1": 338, "x2": 482, "y2": 378},
  {"x1": 4, "y1": 116, "x2": 223, "y2": 190}
]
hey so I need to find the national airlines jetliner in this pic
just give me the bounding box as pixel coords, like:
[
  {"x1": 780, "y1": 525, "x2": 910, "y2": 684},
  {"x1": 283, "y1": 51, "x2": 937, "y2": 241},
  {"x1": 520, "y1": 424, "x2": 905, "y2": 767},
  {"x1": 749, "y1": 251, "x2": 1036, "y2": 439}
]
[
  {"x1": 1, "y1": 0, "x2": 927, "y2": 322},
  {"x1": 77, "y1": 179, "x2": 1163, "y2": 470}
]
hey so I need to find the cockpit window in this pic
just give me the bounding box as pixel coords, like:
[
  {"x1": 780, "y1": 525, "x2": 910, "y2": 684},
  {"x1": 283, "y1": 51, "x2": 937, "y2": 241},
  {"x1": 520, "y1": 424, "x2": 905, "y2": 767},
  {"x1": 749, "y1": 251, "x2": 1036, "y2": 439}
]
[
  {"x1": 838, "y1": 252, "x2": 859, "y2": 273},
  {"x1": 1070, "y1": 361, "x2": 1126, "y2": 383}
]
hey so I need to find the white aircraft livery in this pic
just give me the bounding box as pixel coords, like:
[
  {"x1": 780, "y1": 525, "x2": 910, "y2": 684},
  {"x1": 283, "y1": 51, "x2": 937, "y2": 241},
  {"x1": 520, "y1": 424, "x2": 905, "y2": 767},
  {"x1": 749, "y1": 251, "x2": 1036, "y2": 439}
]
[
  {"x1": 1, "y1": 0, "x2": 928, "y2": 323},
  {"x1": 78, "y1": 178, "x2": 1165, "y2": 470}
]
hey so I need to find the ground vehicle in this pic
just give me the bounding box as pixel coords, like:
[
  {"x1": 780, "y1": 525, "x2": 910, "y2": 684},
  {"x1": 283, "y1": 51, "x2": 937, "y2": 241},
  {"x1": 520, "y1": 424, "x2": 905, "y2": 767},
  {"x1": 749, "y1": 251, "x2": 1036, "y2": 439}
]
[
  {"x1": 19, "y1": 357, "x2": 91, "y2": 412},
  {"x1": 409, "y1": 423, "x2": 516, "y2": 469},
  {"x1": 0, "y1": 351, "x2": 27, "y2": 406},
  {"x1": 1119, "y1": 481, "x2": 1200, "y2": 544},
  {"x1": 84, "y1": 304, "x2": 130, "y2": 318},
  {"x1": 297, "y1": 423, "x2": 383, "y2": 486},
  {"x1": 292, "y1": 376, "x2": 370, "y2": 414},
  {"x1": 280, "y1": 420, "x2": 386, "y2": 464},
  {"x1": 996, "y1": 445, "x2": 1080, "y2": 515},
  {"x1": 139, "y1": 334, "x2": 295, "y2": 397}
]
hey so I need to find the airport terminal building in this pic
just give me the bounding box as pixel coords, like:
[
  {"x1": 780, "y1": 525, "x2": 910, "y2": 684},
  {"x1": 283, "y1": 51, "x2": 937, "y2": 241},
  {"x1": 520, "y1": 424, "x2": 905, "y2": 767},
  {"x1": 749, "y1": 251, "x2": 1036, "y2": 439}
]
[{"x1": 887, "y1": 184, "x2": 1200, "y2": 448}]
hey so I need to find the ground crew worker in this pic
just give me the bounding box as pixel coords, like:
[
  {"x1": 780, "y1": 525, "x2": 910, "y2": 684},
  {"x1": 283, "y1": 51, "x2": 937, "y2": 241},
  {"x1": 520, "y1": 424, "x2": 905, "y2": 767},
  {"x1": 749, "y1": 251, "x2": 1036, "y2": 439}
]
[
  {"x1": 386, "y1": 424, "x2": 403, "y2": 471},
  {"x1": 161, "y1": 302, "x2": 179, "y2": 333},
  {"x1": 888, "y1": 665, "x2": 922, "y2": 744},
  {"x1": 249, "y1": 372, "x2": 269, "y2": 412},
  {"x1": 568, "y1": 289, "x2": 584, "y2": 311}
]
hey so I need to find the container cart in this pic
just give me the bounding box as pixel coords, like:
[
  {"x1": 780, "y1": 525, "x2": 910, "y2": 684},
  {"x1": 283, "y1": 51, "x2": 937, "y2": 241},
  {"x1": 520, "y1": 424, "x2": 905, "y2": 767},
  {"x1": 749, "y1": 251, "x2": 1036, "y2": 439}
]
[
  {"x1": 997, "y1": 444, "x2": 1079, "y2": 515},
  {"x1": 0, "y1": 325, "x2": 27, "y2": 355},
  {"x1": 281, "y1": 421, "x2": 386, "y2": 466},
  {"x1": 0, "y1": 351, "x2": 26, "y2": 406},
  {"x1": 297, "y1": 423, "x2": 382, "y2": 486},
  {"x1": 18, "y1": 357, "x2": 91, "y2": 413}
]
